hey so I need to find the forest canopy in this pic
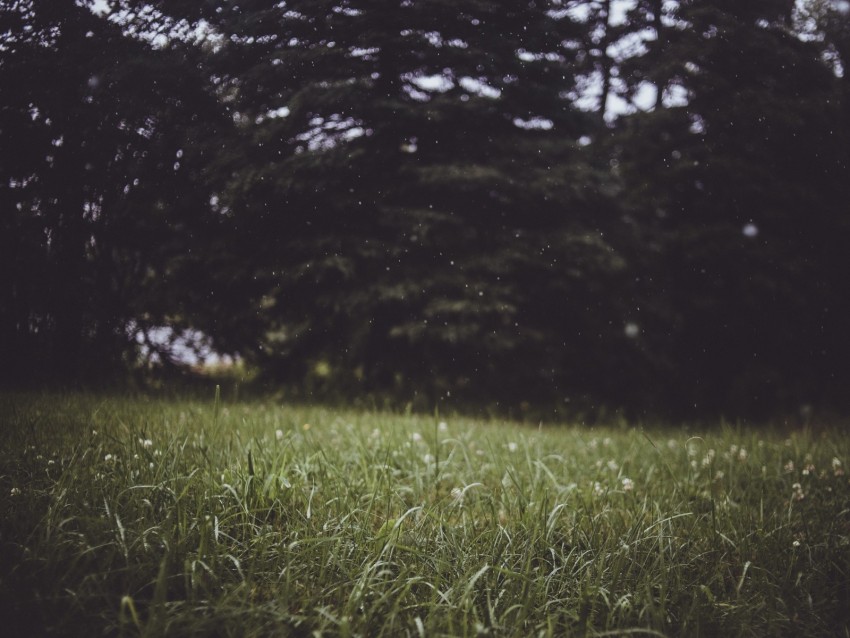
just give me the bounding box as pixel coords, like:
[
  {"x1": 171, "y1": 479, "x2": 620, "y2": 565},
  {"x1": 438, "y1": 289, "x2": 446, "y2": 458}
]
[{"x1": 2, "y1": 0, "x2": 849, "y2": 419}]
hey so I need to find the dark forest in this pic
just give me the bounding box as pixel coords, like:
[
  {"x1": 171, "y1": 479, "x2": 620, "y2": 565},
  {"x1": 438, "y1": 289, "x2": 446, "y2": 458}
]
[{"x1": 2, "y1": 0, "x2": 849, "y2": 420}]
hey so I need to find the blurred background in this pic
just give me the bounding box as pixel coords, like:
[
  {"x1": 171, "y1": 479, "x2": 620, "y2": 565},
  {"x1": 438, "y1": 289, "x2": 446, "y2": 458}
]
[{"x1": 2, "y1": 0, "x2": 849, "y2": 420}]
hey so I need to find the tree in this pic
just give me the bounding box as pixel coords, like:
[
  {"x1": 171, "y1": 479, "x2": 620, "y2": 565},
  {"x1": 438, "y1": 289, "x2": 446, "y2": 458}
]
[
  {"x1": 0, "y1": 0, "x2": 226, "y2": 383},
  {"x1": 614, "y1": 0, "x2": 850, "y2": 416}
]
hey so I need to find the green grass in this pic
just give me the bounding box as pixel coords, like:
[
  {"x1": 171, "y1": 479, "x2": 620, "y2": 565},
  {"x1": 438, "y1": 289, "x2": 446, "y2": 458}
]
[{"x1": 1, "y1": 392, "x2": 849, "y2": 637}]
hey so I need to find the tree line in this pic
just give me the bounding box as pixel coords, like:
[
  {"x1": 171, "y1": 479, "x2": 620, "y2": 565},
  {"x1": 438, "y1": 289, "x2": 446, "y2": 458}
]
[{"x1": 2, "y1": 0, "x2": 849, "y2": 419}]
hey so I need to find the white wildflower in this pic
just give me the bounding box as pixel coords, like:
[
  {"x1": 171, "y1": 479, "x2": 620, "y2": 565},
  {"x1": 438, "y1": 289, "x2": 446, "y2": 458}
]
[
  {"x1": 10, "y1": 487, "x2": 21, "y2": 496},
  {"x1": 507, "y1": 442, "x2": 518, "y2": 453},
  {"x1": 423, "y1": 453, "x2": 435, "y2": 464},
  {"x1": 738, "y1": 447, "x2": 748, "y2": 462},
  {"x1": 411, "y1": 432, "x2": 423, "y2": 443},
  {"x1": 438, "y1": 421, "x2": 448, "y2": 432},
  {"x1": 621, "y1": 477, "x2": 634, "y2": 492},
  {"x1": 275, "y1": 429, "x2": 284, "y2": 441}
]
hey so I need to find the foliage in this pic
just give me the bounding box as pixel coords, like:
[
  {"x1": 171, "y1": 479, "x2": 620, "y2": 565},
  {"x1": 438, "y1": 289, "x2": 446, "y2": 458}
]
[{"x1": 2, "y1": 1, "x2": 849, "y2": 417}]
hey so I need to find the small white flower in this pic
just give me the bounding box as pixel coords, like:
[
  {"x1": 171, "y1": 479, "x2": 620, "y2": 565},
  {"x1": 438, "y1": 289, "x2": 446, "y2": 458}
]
[
  {"x1": 10, "y1": 487, "x2": 21, "y2": 496},
  {"x1": 149, "y1": 462, "x2": 155, "y2": 469},
  {"x1": 784, "y1": 460, "x2": 795, "y2": 473},
  {"x1": 438, "y1": 421, "x2": 448, "y2": 432},
  {"x1": 607, "y1": 459, "x2": 619, "y2": 471},
  {"x1": 142, "y1": 438, "x2": 153, "y2": 449},
  {"x1": 792, "y1": 540, "x2": 801, "y2": 547},
  {"x1": 621, "y1": 477, "x2": 634, "y2": 491},
  {"x1": 104, "y1": 454, "x2": 114, "y2": 463},
  {"x1": 423, "y1": 453, "x2": 435, "y2": 464},
  {"x1": 47, "y1": 459, "x2": 55, "y2": 466},
  {"x1": 593, "y1": 481, "x2": 605, "y2": 497},
  {"x1": 507, "y1": 442, "x2": 518, "y2": 453},
  {"x1": 738, "y1": 447, "x2": 748, "y2": 462},
  {"x1": 275, "y1": 429, "x2": 284, "y2": 441},
  {"x1": 450, "y1": 487, "x2": 463, "y2": 502},
  {"x1": 91, "y1": 430, "x2": 98, "y2": 436},
  {"x1": 411, "y1": 432, "x2": 423, "y2": 443}
]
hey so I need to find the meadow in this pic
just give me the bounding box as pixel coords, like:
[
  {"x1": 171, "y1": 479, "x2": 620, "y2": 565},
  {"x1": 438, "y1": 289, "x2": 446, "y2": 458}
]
[{"x1": 1, "y1": 391, "x2": 849, "y2": 637}]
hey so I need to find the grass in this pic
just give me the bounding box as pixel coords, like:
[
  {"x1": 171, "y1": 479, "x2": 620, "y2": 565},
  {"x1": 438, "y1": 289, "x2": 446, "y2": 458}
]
[{"x1": 1, "y1": 391, "x2": 849, "y2": 637}]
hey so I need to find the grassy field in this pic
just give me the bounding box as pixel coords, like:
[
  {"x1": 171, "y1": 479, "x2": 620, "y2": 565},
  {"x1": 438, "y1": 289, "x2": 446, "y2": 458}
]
[{"x1": 1, "y1": 392, "x2": 849, "y2": 637}]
